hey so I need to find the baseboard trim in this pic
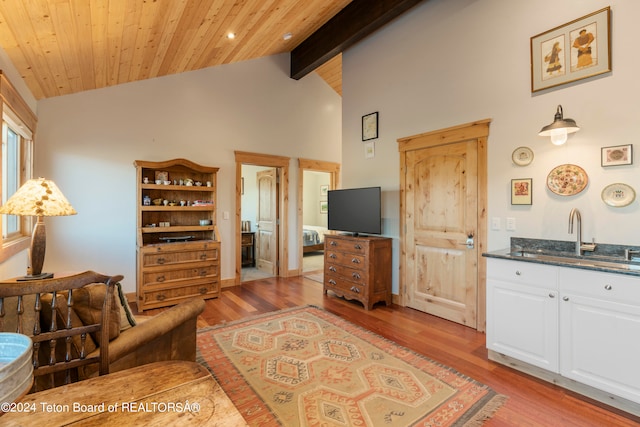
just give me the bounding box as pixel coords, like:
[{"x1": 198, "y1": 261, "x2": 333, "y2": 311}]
[{"x1": 488, "y1": 350, "x2": 640, "y2": 417}]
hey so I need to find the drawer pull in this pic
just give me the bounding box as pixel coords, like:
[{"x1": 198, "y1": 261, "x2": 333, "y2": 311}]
[
  {"x1": 563, "y1": 296, "x2": 569, "y2": 302},
  {"x1": 199, "y1": 287, "x2": 208, "y2": 294},
  {"x1": 156, "y1": 275, "x2": 166, "y2": 283},
  {"x1": 329, "y1": 266, "x2": 337, "y2": 272},
  {"x1": 330, "y1": 253, "x2": 337, "y2": 259},
  {"x1": 156, "y1": 257, "x2": 165, "y2": 264},
  {"x1": 200, "y1": 253, "x2": 208, "y2": 260},
  {"x1": 352, "y1": 272, "x2": 361, "y2": 280},
  {"x1": 549, "y1": 293, "x2": 555, "y2": 298},
  {"x1": 351, "y1": 258, "x2": 360, "y2": 264},
  {"x1": 515, "y1": 270, "x2": 522, "y2": 276},
  {"x1": 328, "y1": 279, "x2": 337, "y2": 285},
  {"x1": 330, "y1": 241, "x2": 337, "y2": 246},
  {"x1": 199, "y1": 270, "x2": 208, "y2": 277},
  {"x1": 354, "y1": 244, "x2": 362, "y2": 250},
  {"x1": 604, "y1": 284, "x2": 612, "y2": 290},
  {"x1": 156, "y1": 294, "x2": 166, "y2": 301},
  {"x1": 350, "y1": 286, "x2": 360, "y2": 293}
]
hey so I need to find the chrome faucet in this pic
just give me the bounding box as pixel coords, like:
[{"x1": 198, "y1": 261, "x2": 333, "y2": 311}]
[{"x1": 568, "y1": 208, "x2": 596, "y2": 256}]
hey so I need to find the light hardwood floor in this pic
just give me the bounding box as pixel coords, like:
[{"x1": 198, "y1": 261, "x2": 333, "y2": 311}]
[{"x1": 139, "y1": 276, "x2": 640, "y2": 426}]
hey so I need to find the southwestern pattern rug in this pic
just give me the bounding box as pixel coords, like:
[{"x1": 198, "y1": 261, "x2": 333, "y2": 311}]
[{"x1": 196, "y1": 305, "x2": 507, "y2": 426}]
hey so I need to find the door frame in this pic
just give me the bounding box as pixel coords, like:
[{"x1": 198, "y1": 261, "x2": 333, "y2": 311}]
[
  {"x1": 235, "y1": 151, "x2": 290, "y2": 285},
  {"x1": 297, "y1": 158, "x2": 341, "y2": 276},
  {"x1": 397, "y1": 119, "x2": 490, "y2": 331}
]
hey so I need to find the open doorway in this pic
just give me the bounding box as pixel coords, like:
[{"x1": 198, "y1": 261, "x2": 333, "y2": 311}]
[
  {"x1": 297, "y1": 159, "x2": 340, "y2": 282},
  {"x1": 235, "y1": 151, "x2": 290, "y2": 285}
]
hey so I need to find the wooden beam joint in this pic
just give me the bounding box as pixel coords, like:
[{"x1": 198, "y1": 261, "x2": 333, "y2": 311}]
[{"x1": 290, "y1": 0, "x2": 426, "y2": 80}]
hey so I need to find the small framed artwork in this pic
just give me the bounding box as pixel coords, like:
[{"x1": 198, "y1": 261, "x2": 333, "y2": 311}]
[
  {"x1": 155, "y1": 171, "x2": 169, "y2": 182},
  {"x1": 320, "y1": 185, "x2": 329, "y2": 197},
  {"x1": 320, "y1": 201, "x2": 328, "y2": 214},
  {"x1": 364, "y1": 141, "x2": 375, "y2": 159},
  {"x1": 362, "y1": 112, "x2": 378, "y2": 141},
  {"x1": 511, "y1": 178, "x2": 533, "y2": 205},
  {"x1": 602, "y1": 144, "x2": 633, "y2": 167},
  {"x1": 530, "y1": 7, "x2": 611, "y2": 92}
]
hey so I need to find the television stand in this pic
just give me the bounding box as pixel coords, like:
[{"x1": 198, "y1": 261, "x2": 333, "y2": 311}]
[{"x1": 323, "y1": 234, "x2": 392, "y2": 310}]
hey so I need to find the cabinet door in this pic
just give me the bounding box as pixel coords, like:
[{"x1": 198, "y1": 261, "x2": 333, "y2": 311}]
[
  {"x1": 560, "y1": 292, "x2": 640, "y2": 404},
  {"x1": 487, "y1": 279, "x2": 559, "y2": 372}
]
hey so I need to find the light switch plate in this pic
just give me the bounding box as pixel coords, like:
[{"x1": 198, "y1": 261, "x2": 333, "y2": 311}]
[
  {"x1": 506, "y1": 217, "x2": 516, "y2": 231},
  {"x1": 491, "y1": 217, "x2": 501, "y2": 230}
]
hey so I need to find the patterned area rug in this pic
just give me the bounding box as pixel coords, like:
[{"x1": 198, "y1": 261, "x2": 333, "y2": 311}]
[{"x1": 197, "y1": 305, "x2": 506, "y2": 426}]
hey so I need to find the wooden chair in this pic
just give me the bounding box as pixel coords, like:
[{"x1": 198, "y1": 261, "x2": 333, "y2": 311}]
[{"x1": 0, "y1": 271, "x2": 123, "y2": 391}]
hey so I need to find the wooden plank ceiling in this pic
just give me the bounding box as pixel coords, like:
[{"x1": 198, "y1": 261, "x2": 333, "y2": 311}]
[{"x1": 0, "y1": 0, "x2": 351, "y2": 99}]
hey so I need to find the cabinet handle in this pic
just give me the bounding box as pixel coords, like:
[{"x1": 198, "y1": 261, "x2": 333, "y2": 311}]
[
  {"x1": 351, "y1": 258, "x2": 360, "y2": 264},
  {"x1": 330, "y1": 241, "x2": 337, "y2": 246},
  {"x1": 604, "y1": 284, "x2": 612, "y2": 290},
  {"x1": 350, "y1": 286, "x2": 360, "y2": 293},
  {"x1": 352, "y1": 272, "x2": 361, "y2": 280},
  {"x1": 156, "y1": 294, "x2": 166, "y2": 301},
  {"x1": 354, "y1": 244, "x2": 362, "y2": 250},
  {"x1": 200, "y1": 253, "x2": 208, "y2": 260},
  {"x1": 199, "y1": 287, "x2": 208, "y2": 294},
  {"x1": 156, "y1": 275, "x2": 165, "y2": 282},
  {"x1": 156, "y1": 257, "x2": 165, "y2": 264},
  {"x1": 328, "y1": 279, "x2": 337, "y2": 285},
  {"x1": 329, "y1": 266, "x2": 337, "y2": 272},
  {"x1": 515, "y1": 270, "x2": 522, "y2": 276},
  {"x1": 330, "y1": 253, "x2": 337, "y2": 259},
  {"x1": 199, "y1": 270, "x2": 208, "y2": 276},
  {"x1": 549, "y1": 293, "x2": 555, "y2": 298},
  {"x1": 562, "y1": 296, "x2": 569, "y2": 301}
]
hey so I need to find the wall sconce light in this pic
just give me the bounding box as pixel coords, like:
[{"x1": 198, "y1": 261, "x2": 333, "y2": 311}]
[{"x1": 538, "y1": 105, "x2": 580, "y2": 145}]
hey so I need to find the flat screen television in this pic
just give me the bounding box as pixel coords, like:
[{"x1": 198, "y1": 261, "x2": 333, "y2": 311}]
[{"x1": 327, "y1": 187, "x2": 381, "y2": 235}]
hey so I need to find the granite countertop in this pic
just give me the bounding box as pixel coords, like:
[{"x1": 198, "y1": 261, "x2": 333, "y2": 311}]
[{"x1": 483, "y1": 237, "x2": 640, "y2": 277}]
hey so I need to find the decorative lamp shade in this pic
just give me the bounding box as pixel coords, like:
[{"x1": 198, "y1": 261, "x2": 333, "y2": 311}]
[
  {"x1": 0, "y1": 178, "x2": 77, "y2": 217},
  {"x1": 0, "y1": 178, "x2": 76, "y2": 279}
]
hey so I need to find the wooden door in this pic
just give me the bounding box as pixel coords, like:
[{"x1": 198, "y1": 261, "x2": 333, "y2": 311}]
[
  {"x1": 399, "y1": 120, "x2": 489, "y2": 330},
  {"x1": 256, "y1": 168, "x2": 278, "y2": 275}
]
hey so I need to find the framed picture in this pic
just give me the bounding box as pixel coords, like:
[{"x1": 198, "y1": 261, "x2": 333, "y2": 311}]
[
  {"x1": 320, "y1": 185, "x2": 328, "y2": 196},
  {"x1": 511, "y1": 178, "x2": 532, "y2": 205},
  {"x1": 602, "y1": 144, "x2": 633, "y2": 167},
  {"x1": 362, "y1": 112, "x2": 378, "y2": 141},
  {"x1": 364, "y1": 141, "x2": 375, "y2": 159},
  {"x1": 531, "y1": 7, "x2": 611, "y2": 92},
  {"x1": 320, "y1": 201, "x2": 328, "y2": 214}
]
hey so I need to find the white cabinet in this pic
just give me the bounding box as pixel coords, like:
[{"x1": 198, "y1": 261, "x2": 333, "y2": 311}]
[
  {"x1": 559, "y1": 268, "x2": 640, "y2": 404},
  {"x1": 486, "y1": 259, "x2": 559, "y2": 372},
  {"x1": 487, "y1": 256, "x2": 640, "y2": 412}
]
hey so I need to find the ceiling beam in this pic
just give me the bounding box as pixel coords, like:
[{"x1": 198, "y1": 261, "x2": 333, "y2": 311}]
[{"x1": 290, "y1": 0, "x2": 425, "y2": 80}]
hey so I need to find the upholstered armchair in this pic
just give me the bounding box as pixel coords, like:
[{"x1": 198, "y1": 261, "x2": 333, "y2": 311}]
[{"x1": 0, "y1": 271, "x2": 205, "y2": 391}]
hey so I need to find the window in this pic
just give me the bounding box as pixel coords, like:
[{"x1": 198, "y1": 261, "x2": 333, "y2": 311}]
[
  {"x1": 0, "y1": 72, "x2": 36, "y2": 262},
  {"x1": 2, "y1": 108, "x2": 33, "y2": 240}
]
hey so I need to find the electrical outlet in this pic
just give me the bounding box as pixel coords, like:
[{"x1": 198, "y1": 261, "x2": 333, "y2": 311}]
[
  {"x1": 491, "y1": 217, "x2": 501, "y2": 230},
  {"x1": 223, "y1": 211, "x2": 230, "y2": 220},
  {"x1": 506, "y1": 217, "x2": 516, "y2": 231}
]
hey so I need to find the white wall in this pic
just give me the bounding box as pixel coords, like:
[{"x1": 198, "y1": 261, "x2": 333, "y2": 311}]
[
  {"x1": 342, "y1": 0, "x2": 640, "y2": 294},
  {"x1": 33, "y1": 54, "x2": 341, "y2": 292},
  {"x1": 303, "y1": 171, "x2": 330, "y2": 227}
]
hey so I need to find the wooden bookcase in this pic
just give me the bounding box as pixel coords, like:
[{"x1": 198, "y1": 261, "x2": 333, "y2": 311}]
[{"x1": 134, "y1": 158, "x2": 220, "y2": 311}]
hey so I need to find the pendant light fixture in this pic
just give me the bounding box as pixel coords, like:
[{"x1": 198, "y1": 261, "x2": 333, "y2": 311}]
[{"x1": 539, "y1": 105, "x2": 580, "y2": 145}]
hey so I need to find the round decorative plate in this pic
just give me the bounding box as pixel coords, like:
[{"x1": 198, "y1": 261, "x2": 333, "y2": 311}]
[
  {"x1": 601, "y1": 183, "x2": 636, "y2": 207},
  {"x1": 546, "y1": 164, "x2": 588, "y2": 196},
  {"x1": 512, "y1": 146, "x2": 534, "y2": 166}
]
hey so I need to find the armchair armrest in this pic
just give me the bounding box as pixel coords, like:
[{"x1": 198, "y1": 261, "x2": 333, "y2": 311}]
[{"x1": 86, "y1": 298, "x2": 205, "y2": 374}]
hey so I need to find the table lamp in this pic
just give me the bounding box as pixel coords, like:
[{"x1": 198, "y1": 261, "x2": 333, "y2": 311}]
[{"x1": 0, "y1": 178, "x2": 76, "y2": 280}]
